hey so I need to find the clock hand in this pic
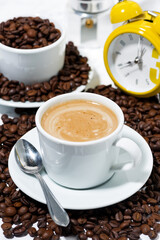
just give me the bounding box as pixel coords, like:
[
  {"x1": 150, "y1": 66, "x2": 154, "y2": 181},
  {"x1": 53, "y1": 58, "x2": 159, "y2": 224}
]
[
  {"x1": 136, "y1": 36, "x2": 146, "y2": 63},
  {"x1": 119, "y1": 61, "x2": 135, "y2": 69},
  {"x1": 136, "y1": 47, "x2": 146, "y2": 70},
  {"x1": 120, "y1": 48, "x2": 146, "y2": 70},
  {"x1": 134, "y1": 46, "x2": 146, "y2": 72},
  {"x1": 137, "y1": 36, "x2": 141, "y2": 59},
  {"x1": 119, "y1": 40, "x2": 146, "y2": 70},
  {"x1": 140, "y1": 47, "x2": 146, "y2": 59}
]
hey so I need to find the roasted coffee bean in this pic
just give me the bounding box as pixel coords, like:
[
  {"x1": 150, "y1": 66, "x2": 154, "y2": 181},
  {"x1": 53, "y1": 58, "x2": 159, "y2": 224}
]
[
  {"x1": 13, "y1": 214, "x2": 20, "y2": 224},
  {"x1": 0, "y1": 17, "x2": 61, "y2": 49},
  {"x1": 86, "y1": 230, "x2": 94, "y2": 237},
  {"x1": 55, "y1": 226, "x2": 62, "y2": 235},
  {"x1": 18, "y1": 206, "x2": 28, "y2": 215},
  {"x1": 151, "y1": 213, "x2": 160, "y2": 221},
  {"x1": 140, "y1": 224, "x2": 151, "y2": 235},
  {"x1": 38, "y1": 219, "x2": 46, "y2": 228},
  {"x1": 0, "y1": 202, "x2": 6, "y2": 211},
  {"x1": 12, "y1": 94, "x2": 21, "y2": 101},
  {"x1": 31, "y1": 214, "x2": 38, "y2": 223},
  {"x1": 3, "y1": 186, "x2": 12, "y2": 195},
  {"x1": 120, "y1": 221, "x2": 130, "y2": 230},
  {"x1": 27, "y1": 89, "x2": 37, "y2": 97},
  {"x1": 149, "y1": 230, "x2": 157, "y2": 239},
  {"x1": 84, "y1": 223, "x2": 95, "y2": 229},
  {"x1": 37, "y1": 227, "x2": 46, "y2": 236},
  {"x1": 78, "y1": 218, "x2": 87, "y2": 225},
  {"x1": 132, "y1": 212, "x2": 142, "y2": 222},
  {"x1": 2, "y1": 217, "x2": 12, "y2": 223},
  {"x1": 147, "y1": 198, "x2": 158, "y2": 204},
  {"x1": 0, "y1": 86, "x2": 160, "y2": 240},
  {"x1": 0, "y1": 182, "x2": 6, "y2": 192},
  {"x1": 21, "y1": 212, "x2": 32, "y2": 221},
  {"x1": 115, "y1": 211, "x2": 123, "y2": 222},
  {"x1": 42, "y1": 229, "x2": 53, "y2": 240},
  {"x1": 153, "y1": 223, "x2": 160, "y2": 232},
  {"x1": 14, "y1": 201, "x2": 22, "y2": 208},
  {"x1": 27, "y1": 29, "x2": 37, "y2": 38},
  {"x1": 22, "y1": 219, "x2": 32, "y2": 228},
  {"x1": 147, "y1": 216, "x2": 156, "y2": 227},
  {"x1": 92, "y1": 235, "x2": 100, "y2": 240},
  {"x1": 118, "y1": 237, "x2": 127, "y2": 240},
  {"x1": 3, "y1": 229, "x2": 13, "y2": 238},
  {"x1": 1, "y1": 222, "x2": 12, "y2": 230},
  {"x1": 109, "y1": 220, "x2": 120, "y2": 228},
  {"x1": 13, "y1": 225, "x2": 26, "y2": 236},
  {"x1": 29, "y1": 206, "x2": 37, "y2": 213},
  {"x1": 4, "y1": 206, "x2": 17, "y2": 216},
  {"x1": 99, "y1": 233, "x2": 109, "y2": 240},
  {"x1": 11, "y1": 190, "x2": 21, "y2": 201},
  {"x1": 78, "y1": 232, "x2": 87, "y2": 240},
  {"x1": 28, "y1": 227, "x2": 37, "y2": 237}
]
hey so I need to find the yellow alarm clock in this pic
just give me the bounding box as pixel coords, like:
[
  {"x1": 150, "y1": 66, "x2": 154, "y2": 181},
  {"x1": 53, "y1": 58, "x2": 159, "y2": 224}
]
[{"x1": 103, "y1": 0, "x2": 160, "y2": 97}]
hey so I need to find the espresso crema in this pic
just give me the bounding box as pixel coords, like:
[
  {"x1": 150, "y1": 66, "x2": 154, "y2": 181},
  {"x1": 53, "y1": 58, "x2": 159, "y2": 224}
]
[{"x1": 41, "y1": 99, "x2": 118, "y2": 142}]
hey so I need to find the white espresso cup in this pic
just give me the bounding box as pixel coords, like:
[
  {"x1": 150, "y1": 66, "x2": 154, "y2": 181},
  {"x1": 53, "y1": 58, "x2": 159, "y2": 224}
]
[
  {"x1": 0, "y1": 18, "x2": 65, "y2": 84},
  {"x1": 35, "y1": 92, "x2": 142, "y2": 189}
]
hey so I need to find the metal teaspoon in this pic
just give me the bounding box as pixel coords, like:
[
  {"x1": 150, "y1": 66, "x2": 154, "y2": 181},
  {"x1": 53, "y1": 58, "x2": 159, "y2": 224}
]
[{"x1": 14, "y1": 139, "x2": 70, "y2": 227}]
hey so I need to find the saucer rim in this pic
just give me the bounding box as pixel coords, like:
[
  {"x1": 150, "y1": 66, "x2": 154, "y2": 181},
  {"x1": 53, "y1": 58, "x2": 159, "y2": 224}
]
[{"x1": 8, "y1": 125, "x2": 153, "y2": 210}]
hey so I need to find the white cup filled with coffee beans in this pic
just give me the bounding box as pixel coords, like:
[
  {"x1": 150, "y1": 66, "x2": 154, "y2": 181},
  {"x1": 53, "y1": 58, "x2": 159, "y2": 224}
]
[
  {"x1": 35, "y1": 92, "x2": 142, "y2": 189},
  {"x1": 0, "y1": 16, "x2": 66, "y2": 84}
]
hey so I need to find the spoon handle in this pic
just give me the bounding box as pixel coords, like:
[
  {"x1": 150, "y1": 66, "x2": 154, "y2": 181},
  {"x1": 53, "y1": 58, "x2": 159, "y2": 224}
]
[{"x1": 35, "y1": 173, "x2": 70, "y2": 227}]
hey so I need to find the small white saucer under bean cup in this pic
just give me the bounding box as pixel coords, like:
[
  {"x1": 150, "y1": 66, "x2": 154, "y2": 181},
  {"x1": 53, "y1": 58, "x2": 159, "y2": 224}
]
[
  {"x1": 35, "y1": 92, "x2": 143, "y2": 190},
  {"x1": 0, "y1": 18, "x2": 66, "y2": 84}
]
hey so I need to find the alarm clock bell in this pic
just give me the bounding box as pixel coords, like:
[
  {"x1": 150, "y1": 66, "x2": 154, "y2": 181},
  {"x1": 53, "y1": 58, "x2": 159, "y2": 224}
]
[{"x1": 110, "y1": 0, "x2": 143, "y2": 24}]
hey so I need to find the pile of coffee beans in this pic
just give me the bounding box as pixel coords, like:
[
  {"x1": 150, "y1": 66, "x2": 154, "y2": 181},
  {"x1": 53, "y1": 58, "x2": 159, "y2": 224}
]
[
  {"x1": 0, "y1": 42, "x2": 90, "y2": 102},
  {"x1": 0, "y1": 16, "x2": 61, "y2": 49},
  {"x1": 0, "y1": 85, "x2": 160, "y2": 240}
]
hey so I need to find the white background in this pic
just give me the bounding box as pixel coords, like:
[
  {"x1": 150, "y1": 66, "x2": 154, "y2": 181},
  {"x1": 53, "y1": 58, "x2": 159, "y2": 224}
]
[{"x1": 0, "y1": 0, "x2": 159, "y2": 239}]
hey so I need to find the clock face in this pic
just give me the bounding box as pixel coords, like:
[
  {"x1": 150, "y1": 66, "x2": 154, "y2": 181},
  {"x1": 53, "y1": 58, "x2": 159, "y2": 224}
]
[{"x1": 107, "y1": 33, "x2": 160, "y2": 94}]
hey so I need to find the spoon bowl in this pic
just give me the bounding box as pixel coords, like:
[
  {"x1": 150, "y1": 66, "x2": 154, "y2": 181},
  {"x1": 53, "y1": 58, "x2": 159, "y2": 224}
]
[
  {"x1": 15, "y1": 139, "x2": 43, "y2": 174},
  {"x1": 14, "y1": 138, "x2": 70, "y2": 227}
]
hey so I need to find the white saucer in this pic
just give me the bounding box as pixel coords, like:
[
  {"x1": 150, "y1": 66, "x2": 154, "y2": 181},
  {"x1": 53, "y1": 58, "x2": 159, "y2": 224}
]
[
  {"x1": 0, "y1": 51, "x2": 94, "y2": 108},
  {"x1": 0, "y1": 70, "x2": 93, "y2": 108},
  {"x1": 8, "y1": 125, "x2": 153, "y2": 210}
]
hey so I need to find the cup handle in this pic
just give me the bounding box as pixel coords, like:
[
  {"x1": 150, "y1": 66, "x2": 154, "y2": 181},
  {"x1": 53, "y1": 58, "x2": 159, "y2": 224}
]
[{"x1": 110, "y1": 137, "x2": 142, "y2": 171}]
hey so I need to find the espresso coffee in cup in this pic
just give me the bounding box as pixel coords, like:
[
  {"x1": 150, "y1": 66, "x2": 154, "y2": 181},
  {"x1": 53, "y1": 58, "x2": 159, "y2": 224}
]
[
  {"x1": 41, "y1": 99, "x2": 118, "y2": 142},
  {"x1": 36, "y1": 92, "x2": 142, "y2": 189}
]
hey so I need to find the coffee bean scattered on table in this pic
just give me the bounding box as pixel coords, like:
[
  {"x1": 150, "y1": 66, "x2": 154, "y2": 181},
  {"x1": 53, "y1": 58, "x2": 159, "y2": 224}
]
[
  {"x1": 0, "y1": 41, "x2": 91, "y2": 103},
  {"x1": 0, "y1": 16, "x2": 61, "y2": 49},
  {"x1": 0, "y1": 85, "x2": 160, "y2": 239}
]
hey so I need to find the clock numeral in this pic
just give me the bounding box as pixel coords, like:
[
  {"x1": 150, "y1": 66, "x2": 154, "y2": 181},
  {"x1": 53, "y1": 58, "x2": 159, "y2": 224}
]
[
  {"x1": 150, "y1": 48, "x2": 160, "y2": 84},
  {"x1": 118, "y1": 63, "x2": 123, "y2": 67},
  {"x1": 140, "y1": 36, "x2": 143, "y2": 41},
  {"x1": 125, "y1": 73, "x2": 130, "y2": 77},
  {"x1": 146, "y1": 79, "x2": 150, "y2": 85},
  {"x1": 120, "y1": 40, "x2": 125, "y2": 46},
  {"x1": 128, "y1": 34, "x2": 133, "y2": 41},
  {"x1": 152, "y1": 48, "x2": 159, "y2": 59},
  {"x1": 136, "y1": 79, "x2": 138, "y2": 85},
  {"x1": 115, "y1": 51, "x2": 121, "y2": 55}
]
